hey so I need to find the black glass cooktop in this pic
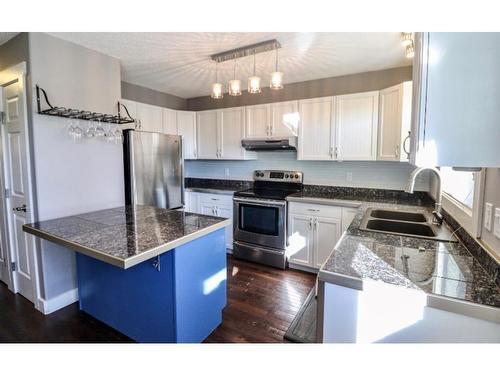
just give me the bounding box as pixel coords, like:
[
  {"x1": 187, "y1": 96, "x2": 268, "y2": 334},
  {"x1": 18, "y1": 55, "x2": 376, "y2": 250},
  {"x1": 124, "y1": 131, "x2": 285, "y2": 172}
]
[{"x1": 234, "y1": 187, "x2": 301, "y2": 201}]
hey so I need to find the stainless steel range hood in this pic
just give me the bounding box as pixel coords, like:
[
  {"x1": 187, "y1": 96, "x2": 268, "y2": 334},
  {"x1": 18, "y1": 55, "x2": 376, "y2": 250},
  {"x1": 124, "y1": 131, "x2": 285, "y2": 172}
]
[{"x1": 241, "y1": 137, "x2": 297, "y2": 151}]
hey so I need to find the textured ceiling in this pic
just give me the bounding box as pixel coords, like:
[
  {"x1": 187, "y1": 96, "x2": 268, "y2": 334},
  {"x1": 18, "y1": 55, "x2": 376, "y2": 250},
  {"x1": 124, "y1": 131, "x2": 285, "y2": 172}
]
[
  {"x1": 50, "y1": 32, "x2": 410, "y2": 99},
  {"x1": 0, "y1": 32, "x2": 19, "y2": 46}
]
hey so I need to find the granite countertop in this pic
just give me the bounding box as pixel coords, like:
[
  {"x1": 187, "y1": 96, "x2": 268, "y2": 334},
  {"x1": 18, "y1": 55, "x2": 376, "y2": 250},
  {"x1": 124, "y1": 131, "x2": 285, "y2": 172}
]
[
  {"x1": 23, "y1": 205, "x2": 230, "y2": 269},
  {"x1": 314, "y1": 200, "x2": 500, "y2": 316},
  {"x1": 185, "y1": 187, "x2": 236, "y2": 195}
]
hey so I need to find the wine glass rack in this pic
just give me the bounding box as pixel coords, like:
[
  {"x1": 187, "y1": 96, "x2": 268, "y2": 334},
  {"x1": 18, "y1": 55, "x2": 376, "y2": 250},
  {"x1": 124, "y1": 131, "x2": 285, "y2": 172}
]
[{"x1": 36, "y1": 84, "x2": 135, "y2": 124}]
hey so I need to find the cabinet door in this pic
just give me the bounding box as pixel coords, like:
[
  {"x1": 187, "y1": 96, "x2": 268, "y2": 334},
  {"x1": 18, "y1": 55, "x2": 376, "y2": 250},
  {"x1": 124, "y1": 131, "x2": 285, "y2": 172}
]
[
  {"x1": 136, "y1": 102, "x2": 163, "y2": 133},
  {"x1": 184, "y1": 191, "x2": 199, "y2": 213},
  {"x1": 120, "y1": 99, "x2": 138, "y2": 130},
  {"x1": 288, "y1": 214, "x2": 314, "y2": 267},
  {"x1": 219, "y1": 107, "x2": 245, "y2": 159},
  {"x1": 298, "y1": 97, "x2": 334, "y2": 160},
  {"x1": 314, "y1": 217, "x2": 341, "y2": 268},
  {"x1": 341, "y1": 207, "x2": 358, "y2": 233},
  {"x1": 200, "y1": 202, "x2": 216, "y2": 216},
  {"x1": 413, "y1": 33, "x2": 500, "y2": 167},
  {"x1": 271, "y1": 100, "x2": 299, "y2": 137},
  {"x1": 177, "y1": 111, "x2": 197, "y2": 159},
  {"x1": 378, "y1": 84, "x2": 403, "y2": 161},
  {"x1": 163, "y1": 108, "x2": 178, "y2": 135},
  {"x1": 196, "y1": 110, "x2": 219, "y2": 159},
  {"x1": 245, "y1": 104, "x2": 270, "y2": 138},
  {"x1": 335, "y1": 91, "x2": 379, "y2": 161},
  {"x1": 215, "y1": 204, "x2": 233, "y2": 250}
]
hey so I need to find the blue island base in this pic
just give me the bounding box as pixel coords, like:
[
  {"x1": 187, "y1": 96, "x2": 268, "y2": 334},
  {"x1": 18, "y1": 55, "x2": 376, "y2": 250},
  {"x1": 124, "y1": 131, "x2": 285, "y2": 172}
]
[{"x1": 76, "y1": 229, "x2": 227, "y2": 343}]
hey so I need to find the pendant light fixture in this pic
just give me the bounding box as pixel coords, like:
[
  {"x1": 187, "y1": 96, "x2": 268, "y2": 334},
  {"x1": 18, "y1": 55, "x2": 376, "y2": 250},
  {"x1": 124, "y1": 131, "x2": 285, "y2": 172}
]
[
  {"x1": 400, "y1": 32, "x2": 413, "y2": 47},
  {"x1": 211, "y1": 62, "x2": 223, "y2": 99},
  {"x1": 248, "y1": 49, "x2": 262, "y2": 94},
  {"x1": 228, "y1": 58, "x2": 242, "y2": 96},
  {"x1": 270, "y1": 47, "x2": 284, "y2": 90},
  {"x1": 405, "y1": 44, "x2": 415, "y2": 59}
]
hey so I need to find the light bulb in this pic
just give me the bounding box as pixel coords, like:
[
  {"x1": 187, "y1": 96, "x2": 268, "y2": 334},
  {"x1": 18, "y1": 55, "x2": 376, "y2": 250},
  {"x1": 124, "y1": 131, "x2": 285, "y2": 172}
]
[
  {"x1": 401, "y1": 32, "x2": 413, "y2": 47},
  {"x1": 406, "y1": 44, "x2": 415, "y2": 59},
  {"x1": 228, "y1": 79, "x2": 242, "y2": 96},
  {"x1": 211, "y1": 83, "x2": 223, "y2": 99},
  {"x1": 248, "y1": 76, "x2": 261, "y2": 94},
  {"x1": 270, "y1": 71, "x2": 284, "y2": 90}
]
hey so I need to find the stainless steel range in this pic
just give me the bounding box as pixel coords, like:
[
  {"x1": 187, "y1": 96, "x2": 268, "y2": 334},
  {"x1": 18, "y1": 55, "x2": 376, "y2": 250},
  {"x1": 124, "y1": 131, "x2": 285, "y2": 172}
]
[{"x1": 233, "y1": 170, "x2": 303, "y2": 269}]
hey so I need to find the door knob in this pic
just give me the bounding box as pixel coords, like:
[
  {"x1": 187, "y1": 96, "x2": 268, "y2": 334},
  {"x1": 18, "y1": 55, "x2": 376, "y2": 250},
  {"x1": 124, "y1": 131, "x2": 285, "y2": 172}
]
[{"x1": 13, "y1": 204, "x2": 27, "y2": 213}]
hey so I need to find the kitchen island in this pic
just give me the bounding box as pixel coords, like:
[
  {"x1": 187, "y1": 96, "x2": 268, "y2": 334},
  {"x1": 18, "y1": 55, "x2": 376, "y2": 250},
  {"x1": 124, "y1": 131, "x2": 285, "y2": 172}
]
[{"x1": 23, "y1": 205, "x2": 230, "y2": 343}]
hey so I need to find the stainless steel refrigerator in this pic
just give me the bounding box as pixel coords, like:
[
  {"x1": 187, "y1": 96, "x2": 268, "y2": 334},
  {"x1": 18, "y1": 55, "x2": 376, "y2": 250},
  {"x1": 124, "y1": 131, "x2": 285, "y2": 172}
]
[{"x1": 123, "y1": 129, "x2": 184, "y2": 209}]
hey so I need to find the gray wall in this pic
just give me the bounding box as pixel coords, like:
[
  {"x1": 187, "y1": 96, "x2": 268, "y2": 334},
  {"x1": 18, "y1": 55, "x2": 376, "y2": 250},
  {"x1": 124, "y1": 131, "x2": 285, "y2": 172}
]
[
  {"x1": 481, "y1": 168, "x2": 500, "y2": 261},
  {"x1": 29, "y1": 33, "x2": 124, "y2": 301},
  {"x1": 0, "y1": 33, "x2": 29, "y2": 71},
  {"x1": 187, "y1": 66, "x2": 412, "y2": 111},
  {"x1": 121, "y1": 81, "x2": 187, "y2": 110}
]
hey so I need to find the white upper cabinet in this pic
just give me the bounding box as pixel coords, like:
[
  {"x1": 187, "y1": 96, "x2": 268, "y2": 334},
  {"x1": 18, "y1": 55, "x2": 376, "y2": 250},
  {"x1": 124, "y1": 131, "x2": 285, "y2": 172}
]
[
  {"x1": 271, "y1": 100, "x2": 299, "y2": 137},
  {"x1": 219, "y1": 107, "x2": 246, "y2": 159},
  {"x1": 245, "y1": 104, "x2": 270, "y2": 138},
  {"x1": 298, "y1": 97, "x2": 335, "y2": 160},
  {"x1": 196, "y1": 108, "x2": 255, "y2": 160},
  {"x1": 334, "y1": 91, "x2": 379, "y2": 161},
  {"x1": 411, "y1": 32, "x2": 500, "y2": 167},
  {"x1": 377, "y1": 82, "x2": 412, "y2": 161},
  {"x1": 177, "y1": 111, "x2": 197, "y2": 159},
  {"x1": 136, "y1": 102, "x2": 163, "y2": 133},
  {"x1": 162, "y1": 108, "x2": 178, "y2": 135},
  {"x1": 196, "y1": 110, "x2": 219, "y2": 159}
]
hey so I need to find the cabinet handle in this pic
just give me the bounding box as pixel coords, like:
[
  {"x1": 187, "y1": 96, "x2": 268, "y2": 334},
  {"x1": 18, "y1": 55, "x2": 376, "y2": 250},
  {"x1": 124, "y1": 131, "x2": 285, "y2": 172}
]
[
  {"x1": 403, "y1": 131, "x2": 411, "y2": 160},
  {"x1": 334, "y1": 147, "x2": 338, "y2": 159},
  {"x1": 314, "y1": 219, "x2": 317, "y2": 229},
  {"x1": 215, "y1": 207, "x2": 219, "y2": 216},
  {"x1": 307, "y1": 208, "x2": 320, "y2": 212},
  {"x1": 211, "y1": 198, "x2": 219, "y2": 201},
  {"x1": 309, "y1": 218, "x2": 313, "y2": 229}
]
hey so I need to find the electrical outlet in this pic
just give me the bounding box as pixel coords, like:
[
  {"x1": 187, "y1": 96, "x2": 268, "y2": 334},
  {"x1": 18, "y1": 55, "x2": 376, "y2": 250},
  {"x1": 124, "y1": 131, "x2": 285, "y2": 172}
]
[
  {"x1": 346, "y1": 172, "x2": 353, "y2": 182},
  {"x1": 224, "y1": 168, "x2": 230, "y2": 177},
  {"x1": 484, "y1": 203, "x2": 493, "y2": 231},
  {"x1": 494, "y1": 208, "x2": 500, "y2": 240}
]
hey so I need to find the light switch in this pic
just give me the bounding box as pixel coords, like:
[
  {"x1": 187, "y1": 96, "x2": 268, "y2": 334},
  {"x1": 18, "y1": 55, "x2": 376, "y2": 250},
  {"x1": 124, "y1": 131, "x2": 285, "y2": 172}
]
[
  {"x1": 494, "y1": 208, "x2": 500, "y2": 239},
  {"x1": 484, "y1": 203, "x2": 493, "y2": 231}
]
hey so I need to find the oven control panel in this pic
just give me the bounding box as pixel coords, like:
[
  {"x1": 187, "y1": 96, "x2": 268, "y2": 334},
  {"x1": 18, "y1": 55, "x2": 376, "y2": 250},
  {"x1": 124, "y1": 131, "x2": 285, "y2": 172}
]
[{"x1": 254, "y1": 170, "x2": 303, "y2": 183}]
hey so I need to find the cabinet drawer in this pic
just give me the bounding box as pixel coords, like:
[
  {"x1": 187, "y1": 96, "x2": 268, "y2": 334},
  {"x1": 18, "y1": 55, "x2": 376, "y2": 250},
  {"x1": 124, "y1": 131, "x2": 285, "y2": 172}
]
[
  {"x1": 288, "y1": 202, "x2": 342, "y2": 219},
  {"x1": 198, "y1": 193, "x2": 233, "y2": 206}
]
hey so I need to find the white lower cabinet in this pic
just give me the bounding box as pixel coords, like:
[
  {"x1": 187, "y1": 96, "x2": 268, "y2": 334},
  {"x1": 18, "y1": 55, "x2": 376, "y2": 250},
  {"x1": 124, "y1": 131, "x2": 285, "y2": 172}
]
[
  {"x1": 288, "y1": 202, "x2": 357, "y2": 270},
  {"x1": 186, "y1": 191, "x2": 233, "y2": 250}
]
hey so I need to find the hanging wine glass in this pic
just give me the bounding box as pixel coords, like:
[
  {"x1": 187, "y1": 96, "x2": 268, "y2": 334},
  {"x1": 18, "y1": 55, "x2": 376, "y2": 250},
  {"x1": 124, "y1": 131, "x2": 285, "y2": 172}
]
[
  {"x1": 95, "y1": 117, "x2": 105, "y2": 138},
  {"x1": 86, "y1": 118, "x2": 96, "y2": 138}
]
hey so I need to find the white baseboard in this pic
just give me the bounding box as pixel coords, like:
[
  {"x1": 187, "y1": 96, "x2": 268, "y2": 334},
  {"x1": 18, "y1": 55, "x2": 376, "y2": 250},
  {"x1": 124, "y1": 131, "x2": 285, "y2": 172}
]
[
  {"x1": 37, "y1": 288, "x2": 79, "y2": 315},
  {"x1": 288, "y1": 262, "x2": 318, "y2": 274}
]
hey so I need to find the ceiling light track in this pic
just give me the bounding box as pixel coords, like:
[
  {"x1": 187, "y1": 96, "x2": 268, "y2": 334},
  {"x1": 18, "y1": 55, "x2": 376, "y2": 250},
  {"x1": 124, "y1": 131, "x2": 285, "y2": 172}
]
[{"x1": 211, "y1": 39, "x2": 281, "y2": 63}]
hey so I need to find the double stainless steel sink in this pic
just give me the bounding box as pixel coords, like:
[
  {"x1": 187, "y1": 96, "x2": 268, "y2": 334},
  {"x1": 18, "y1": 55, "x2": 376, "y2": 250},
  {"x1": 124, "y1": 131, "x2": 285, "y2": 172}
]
[{"x1": 359, "y1": 208, "x2": 457, "y2": 242}]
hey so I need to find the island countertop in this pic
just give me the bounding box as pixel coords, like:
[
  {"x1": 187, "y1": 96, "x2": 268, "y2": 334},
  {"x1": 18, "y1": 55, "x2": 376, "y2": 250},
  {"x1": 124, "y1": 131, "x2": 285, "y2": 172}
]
[{"x1": 23, "y1": 205, "x2": 230, "y2": 269}]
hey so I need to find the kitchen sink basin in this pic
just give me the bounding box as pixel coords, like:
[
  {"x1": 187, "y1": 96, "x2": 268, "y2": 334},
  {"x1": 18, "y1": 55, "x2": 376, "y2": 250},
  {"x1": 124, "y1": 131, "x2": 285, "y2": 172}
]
[
  {"x1": 365, "y1": 219, "x2": 436, "y2": 237},
  {"x1": 369, "y1": 209, "x2": 427, "y2": 223},
  {"x1": 359, "y1": 208, "x2": 458, "y2": 242}
]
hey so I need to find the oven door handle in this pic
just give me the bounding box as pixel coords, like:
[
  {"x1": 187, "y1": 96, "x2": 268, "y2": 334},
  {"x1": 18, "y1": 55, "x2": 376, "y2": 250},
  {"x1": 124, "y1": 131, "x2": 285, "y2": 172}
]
[{"x1": 233, "y1": 197, "x2": 286, "y2": 206}]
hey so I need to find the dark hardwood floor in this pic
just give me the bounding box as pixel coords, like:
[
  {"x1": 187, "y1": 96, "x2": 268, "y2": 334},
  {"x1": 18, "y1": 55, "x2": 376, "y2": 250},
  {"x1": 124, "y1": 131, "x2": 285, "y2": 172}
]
[{"x1": 0, "y1": 256, "x2": 316, "y2": 343}]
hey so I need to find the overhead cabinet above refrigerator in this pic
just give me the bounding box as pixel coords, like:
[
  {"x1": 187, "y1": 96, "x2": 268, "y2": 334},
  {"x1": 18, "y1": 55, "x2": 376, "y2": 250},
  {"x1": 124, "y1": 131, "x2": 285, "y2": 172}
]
[{"x1": 410, "y1": 32, "x2": 500, "y2": 167}]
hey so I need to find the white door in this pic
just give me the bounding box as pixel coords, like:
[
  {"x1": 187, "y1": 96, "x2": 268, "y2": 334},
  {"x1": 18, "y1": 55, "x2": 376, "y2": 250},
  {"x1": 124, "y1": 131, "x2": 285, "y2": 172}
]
[
  {"x1": 196, "y1": 110, "x2": 219, "y2": 159},
  {"x1": 1, "y1": 70, "x2": 36, "y2": 302},
  {"x1": 162, "y1": 108, "x2": 178, "y2": 135},
  {"x1": 0, "y1": 88, "x2": 8, "y2": 285},
  {"x1": 288, "y1": 214, "x2": 313, "y2": 267},
  {"x1": 177, "y1": 111, "x2": 197, "y2": 159},
  {"x1": 314, "y1": 217, "x2": 341, "y2": 268},
  {"x1": 271, "y1": 100, "x2": 298, "y2": 137},
  {"x1": 378, "y1": 84, "x2": 403, "y2": 161},
  {"x1": 219, "y1": 107, "x2": 245, "y2": 159},
  {"x1": 136, "y1": 102, "x2": 163, "y2": 133},
  {"x1": 215, "y1": 203, "x2": 233, "y2": 250},
  {"x1": 298, "y1": 97, "x2": 334, "y2": 160},
  {"x1": 245, "y1": 104, "x2": 269, "y2": 138},
  {"x1": 335, "y1": 91, "x2": 379, "y2": 161}
]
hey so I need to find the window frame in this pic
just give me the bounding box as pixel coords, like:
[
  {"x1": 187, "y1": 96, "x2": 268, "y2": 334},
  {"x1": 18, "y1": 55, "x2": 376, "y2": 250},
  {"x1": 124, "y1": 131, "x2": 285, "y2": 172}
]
[{"x1": 440, "y1": 168, "x2": 485, "y2": 238}]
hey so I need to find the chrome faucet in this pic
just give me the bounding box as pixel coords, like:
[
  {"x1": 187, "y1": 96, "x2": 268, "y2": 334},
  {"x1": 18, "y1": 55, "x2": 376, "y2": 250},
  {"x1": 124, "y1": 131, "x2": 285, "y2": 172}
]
[{"x1": 405, "y1": 167, "x2": 443, "y2": 225}]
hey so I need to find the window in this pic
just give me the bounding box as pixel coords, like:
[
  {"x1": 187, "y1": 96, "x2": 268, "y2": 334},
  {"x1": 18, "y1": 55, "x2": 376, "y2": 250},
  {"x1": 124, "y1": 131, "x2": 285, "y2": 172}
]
[
  {"x1": 440, "y1": 167, "x2": 484, "y2": 237},
  {"x1": 440, "y1": 167, "x2": 475, "y2": 209}
]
